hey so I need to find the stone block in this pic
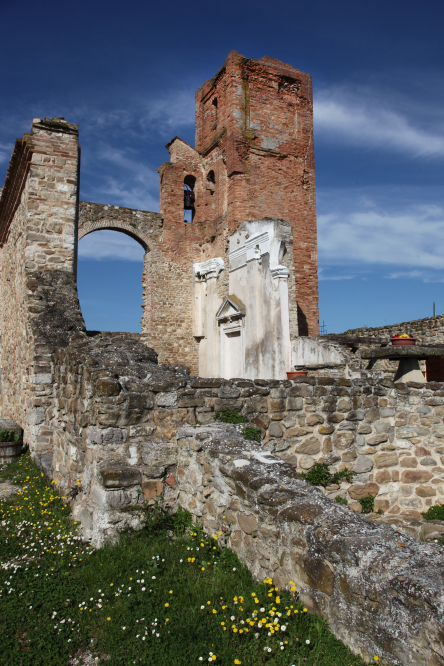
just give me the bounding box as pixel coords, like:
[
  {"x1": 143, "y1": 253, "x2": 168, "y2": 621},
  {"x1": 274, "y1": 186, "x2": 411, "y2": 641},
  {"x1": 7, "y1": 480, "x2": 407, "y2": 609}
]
[
  {"x1": 142, "y1": 480, "x2": 163, "y2": 499},
  {"x1": 397, "y1": 426, "x2": 430, "y2": 439},
  {"x1": 401, "y1": 470, "x2": 433, "y2": 484},
  {"x1": 99, "y1": 465, "x2": 141, "y2": 488},
  {"x1": 367, "y1": 434, "x2": 388, "y2": 446},
  {"x1": 346, "y1": 410, "x2": 365, "y2": 421},
  {"x1": 299, "y1": 455, "x2": 315, "y2": 470},
  {"x1": 156, "y1": 392, "x2": 178, "y2": 407},
  {"x1": 328, "y1": 413, "x2": 345, "y2": 423},
  {"x1": 374, "y1": 499, "x2": 390, "y2": 512},
  {"x1": 306, "y1": 413, "x2": 323, "y2": 426},
  {"x1": 415, "y1": 485, "x2": 436, "y2": 498},
  {"x1": 332, "y1": 431, "x2": 355, "y2": 450},
  {"x1": 296, "y1": 437, "x2": 320, "y2": 455},
  {"x1": 95, "y1": 378, "x2": 121, "y2": 397},
  {"x1": 374, "y1": 452, "x2": 398, "y2": 468},
  {"x1": 349, "y1": 502, "x2": 363, "y2": 513},
  {"x1": 268, "y1": 422, "x2": 283, "y2": 438},
  {"x1": 238, "y1": 512, "x2": 258, "y2": 534},
  {"x1": 375, "y1": 469, "x2": 391, "y2": 484},
  {"x1": 342, "y1": 450, "x2": 357, "y2": 463},
  {"x1": 318, "y1": 425, "x2": 334, "y2": 435},
  {"x1": 177, "y1": 396, "x2": 205, "y2": 408},
  {"x1": 354, "y1": 456, "x2": 374, "y2": 474},
  {"x1": 348, "y1": 482, "x2": 379, "y2": 500},
  {"x1": 400, "y1": 455, "x2": 417, "y2": 468},
  {"x1": 141, "y1": 442, "x2": 177, "y2": 468}
]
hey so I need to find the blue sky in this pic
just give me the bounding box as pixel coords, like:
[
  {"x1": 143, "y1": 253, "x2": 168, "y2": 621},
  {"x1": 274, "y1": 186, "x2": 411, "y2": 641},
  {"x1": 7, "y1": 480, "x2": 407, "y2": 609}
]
[{"x1": 1, "y1": 0, "x2": 443, "y2": 333}]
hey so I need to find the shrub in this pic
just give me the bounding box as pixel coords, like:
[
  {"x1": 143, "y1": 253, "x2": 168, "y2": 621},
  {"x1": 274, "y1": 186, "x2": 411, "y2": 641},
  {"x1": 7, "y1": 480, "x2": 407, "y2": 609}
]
[
  {"x1": 359, "y1": 494, "x2": 375, "y2": 514},
  {"x1": 299, "y1": 463, "x2": 355, "y2": 488},
  {"x1": 242, "y1": 425, "x2": 262, "y2": 442},
  {"x1": 421, "y1": 503, "x2": 444, "y2": 521},
  {"x1": 335, "y1": 495, "x2": 348, "y2": 506},
  {"x1": 0, "y1": 428, "x2": 20, "y2": 442},
  {"x1": 213, "y1": 408, "x2": 248, "y2": 424}
]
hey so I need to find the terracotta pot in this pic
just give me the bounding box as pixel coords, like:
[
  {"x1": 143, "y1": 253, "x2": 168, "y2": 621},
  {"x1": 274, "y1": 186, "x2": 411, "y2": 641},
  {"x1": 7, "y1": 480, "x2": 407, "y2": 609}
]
[
  {"x1": 287, "y1": 371, "x2": 308, "y2": 379},
  {"x1": 390, "y1": 338, "x2": 416, "y2": 346}
]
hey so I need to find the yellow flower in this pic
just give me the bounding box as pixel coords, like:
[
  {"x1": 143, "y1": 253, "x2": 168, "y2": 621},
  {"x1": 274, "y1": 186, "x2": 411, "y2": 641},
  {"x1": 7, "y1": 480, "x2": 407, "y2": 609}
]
[
  {"x1": 169, "y1": 590, "x2": 173, "y2": 594},
  {"x1": 110, "y1": 583, "x2": 113, "y2": 587},
  {"x1": 212, "y1": 609, "x2": 217, "y2": 614},
  {"x1": 303, "y1": 608, "x2": 307, "y2": 613},
  {"x1": 234, "y1": 660, "x2": 241, "y2": 665},
  {"x1": 276, "y1": 597, "x2": 280, "y2": 603},
  {"x1": 221, "y1": 622, "x2": 225, "y2": 626},
  {"x1": 165, "y1": 603, "x2": 169, "y2": 607},
  {"x1": 232, "y1": 628, "x2": 238, "y2": 633},
  {"x1": 202, "y1": 567, "x2": 205, "y2": 571},
  {"x1": 107, "y1": 617, "x2": 111, "y2": 621}
]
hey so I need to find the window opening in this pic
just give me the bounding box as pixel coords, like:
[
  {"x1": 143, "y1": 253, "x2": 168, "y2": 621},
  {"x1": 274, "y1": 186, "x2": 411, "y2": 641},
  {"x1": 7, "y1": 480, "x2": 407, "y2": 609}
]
[
  {"x1": 212, "y1": 97, "x2": 218, "y2": 128},
  {"x1": 206, "y1": 170, "x2": 215, "y2": 196},
  {"x1": 184, "y1": 175, "x2": 196, "y2": 223}
]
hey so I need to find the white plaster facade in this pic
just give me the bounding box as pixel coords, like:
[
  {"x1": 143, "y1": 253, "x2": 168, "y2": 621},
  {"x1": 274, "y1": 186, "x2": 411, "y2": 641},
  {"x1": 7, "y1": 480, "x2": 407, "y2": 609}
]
[{"x1": 193, "y1": 219, "x2": 293, "y2": 379}]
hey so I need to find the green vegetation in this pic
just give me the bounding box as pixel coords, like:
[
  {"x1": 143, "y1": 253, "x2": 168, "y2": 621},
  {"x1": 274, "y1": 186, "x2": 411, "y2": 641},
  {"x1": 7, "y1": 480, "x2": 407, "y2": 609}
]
[
  {"x1": 299, "y1": 463, "x2": 355, "y2": 489},
  {"x1": 214, "y1": 409, "x2": 248, "y2": 425},
  {"x1": 335, "y1": 496, "x2": 348, "y2": 506},
  {"x1": 0, "y1": 454, "x2": 370, "y2": 665},
  {"x1": 242, "y1": 426, "x2": 262, "y2": 442},
  {"x1": 0, "y1": 428, "x2": 20, "y2": 442},
  {"x1": 359, "y1": 494, "x2": 375, "y2": 515},
  {"x1": 421, "y1": 503, "x2": 444, "y2": 521}
]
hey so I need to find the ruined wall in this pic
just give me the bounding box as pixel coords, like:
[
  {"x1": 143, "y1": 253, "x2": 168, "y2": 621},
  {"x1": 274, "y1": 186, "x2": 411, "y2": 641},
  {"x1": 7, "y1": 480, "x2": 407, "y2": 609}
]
[
  {"x1": 341, "y1": 314, "x2": 444, "y2": 345},
  {"x1": 160, "y1": 50, "x2": 319, "y2": 339},
  {"x1": 48, "y1": 333, "x2": 444, "y2": 543},
  {"x1": 43, "y1": 334, "x2": 444, "y2": 665},
  {"x1": 78, "y1": 201, "x2": 163, "y2": 343},
  {"x1": 0, "y1": 118, "x2": 84, "y2": 450},
  {"x1": 176, "y1": 425, "x2": 444, "y2": 666}
]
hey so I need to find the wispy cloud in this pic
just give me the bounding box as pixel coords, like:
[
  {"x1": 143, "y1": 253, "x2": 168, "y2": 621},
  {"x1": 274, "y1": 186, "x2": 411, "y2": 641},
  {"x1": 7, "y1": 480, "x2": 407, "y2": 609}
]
[
  {"x1": 318, "y1": 196, "x2": 444, "y2": 271},
  {"x1": 314, "y1": 86, "x2": 444, "y2": 158},
  {"x1": 0, "y1": 143, "x2": 12, "y2": 165},
  {"x1": 81, "y1": 146, "x2": 160, "y2": 211},
  {"x1": 78, "y1": 229, "x2": 145, "y2": 261}
]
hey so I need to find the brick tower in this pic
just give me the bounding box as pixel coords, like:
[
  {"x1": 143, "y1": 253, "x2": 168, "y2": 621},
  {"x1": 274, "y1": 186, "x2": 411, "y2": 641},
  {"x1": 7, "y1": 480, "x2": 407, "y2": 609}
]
[{"x1": 158, "y1": 50, "x2": 319, "y2": 340}]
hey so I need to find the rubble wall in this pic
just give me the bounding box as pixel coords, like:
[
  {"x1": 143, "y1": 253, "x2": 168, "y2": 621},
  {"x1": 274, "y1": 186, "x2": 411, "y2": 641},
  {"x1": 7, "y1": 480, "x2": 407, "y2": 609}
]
[
  {"x1": 341, "y1": 314, "x2": 444, "y2": 345},
  {"x1": 49, "y1": 333, "x2": 444, "y2": 544},
  {"x1": 0, "y1": 118, "x2": 85, "y2": 450},
  {"x1": 176, "y1": 424, "x2": 444, "y2": 666},
  {"x1": 46, "y1": 335, "x2": 444, "y2": 665}
]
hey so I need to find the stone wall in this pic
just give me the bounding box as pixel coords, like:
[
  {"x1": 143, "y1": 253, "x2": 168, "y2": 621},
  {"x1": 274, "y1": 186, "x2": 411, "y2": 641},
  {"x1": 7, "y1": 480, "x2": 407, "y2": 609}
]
[
  {"x1": 48, "y1": 332, "x2": 444, "y2": 545},
  {"x1": 341, "y1": 314, "x2": 444, "y2": 345},
  {"x1": 0, "y1": 118, "x2": 84, "y2": 451},
  {"x1": 175, "y1": 424, "x2": 444, "y2": 666},
  {"x1": 44, "y1": 334, "x2": 444, "y2": 664}
]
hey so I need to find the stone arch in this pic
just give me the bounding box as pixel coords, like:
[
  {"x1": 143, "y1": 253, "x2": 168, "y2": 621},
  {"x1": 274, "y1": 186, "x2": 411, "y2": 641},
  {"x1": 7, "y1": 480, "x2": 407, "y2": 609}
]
[{"x1": 78, "y1": 219, "x2": 151, "y2": 252}]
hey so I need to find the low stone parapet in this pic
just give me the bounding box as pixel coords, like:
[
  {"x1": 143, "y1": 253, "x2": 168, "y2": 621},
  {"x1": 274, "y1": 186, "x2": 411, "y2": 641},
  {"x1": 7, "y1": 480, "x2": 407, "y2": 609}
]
[{"x1": 176, "y1": 424, "x2": 444, "y2": 666}]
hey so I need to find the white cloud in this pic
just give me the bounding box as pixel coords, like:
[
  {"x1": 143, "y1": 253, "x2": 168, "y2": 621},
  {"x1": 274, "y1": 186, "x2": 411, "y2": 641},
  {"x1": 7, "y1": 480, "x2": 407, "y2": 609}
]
[
  {"x1": 318, "y1": 198, "x2": 444, "y2": 271},
  {"x1": 314, "y1": 86, "x2": 444, "y2": 158},
  {"x1": 0, "y1": 143, "x2": 12, "y2": 165},
  {"x1": 78, "y1": 230, "x2": 145, "y2": 262},
  {"x1": 81, "y1": 147, "x2": 160, "y2": 211},
  {"x1": 139, "y1": 90, "x2": 195, "y2": 137}
]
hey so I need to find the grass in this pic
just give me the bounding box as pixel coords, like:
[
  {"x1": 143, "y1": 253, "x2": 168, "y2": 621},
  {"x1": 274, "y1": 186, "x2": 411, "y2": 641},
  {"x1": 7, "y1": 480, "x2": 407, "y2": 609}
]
[{"x1": 0, "y1": 453, "x2": 371, "y2": 666}]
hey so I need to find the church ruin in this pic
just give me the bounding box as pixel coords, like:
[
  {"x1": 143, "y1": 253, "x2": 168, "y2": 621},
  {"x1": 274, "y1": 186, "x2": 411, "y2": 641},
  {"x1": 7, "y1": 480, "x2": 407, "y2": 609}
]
[{"x1": 0, "y1": 51, "x2": 443, "y2": 666}]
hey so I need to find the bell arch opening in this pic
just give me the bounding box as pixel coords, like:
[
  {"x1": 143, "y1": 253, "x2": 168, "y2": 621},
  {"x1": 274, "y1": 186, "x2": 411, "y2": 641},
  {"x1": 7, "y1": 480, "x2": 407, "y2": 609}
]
[{"x1": 77, "y1": 229, "x2": 147, "y2": 333}]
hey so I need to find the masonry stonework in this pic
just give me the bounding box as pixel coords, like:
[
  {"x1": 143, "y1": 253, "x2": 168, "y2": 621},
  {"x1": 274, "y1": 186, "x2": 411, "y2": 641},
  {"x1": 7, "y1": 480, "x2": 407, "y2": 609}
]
[{"x1": 1, "y1": 55, "x2": 444, "y2": 666}]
